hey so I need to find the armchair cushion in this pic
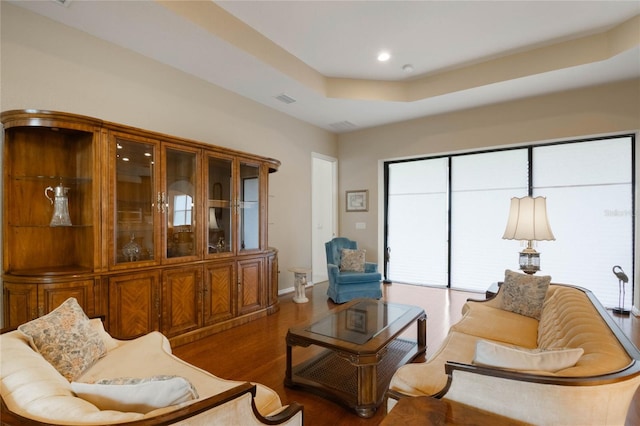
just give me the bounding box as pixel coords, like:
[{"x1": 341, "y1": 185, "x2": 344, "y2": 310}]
[{"x1": 340, "y1": 248, "x2": 366, "y2": 272}]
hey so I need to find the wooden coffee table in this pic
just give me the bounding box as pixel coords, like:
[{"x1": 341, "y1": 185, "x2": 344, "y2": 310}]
[{"x1": 285, "y1": 299, "x2": 426, "y2": 418}]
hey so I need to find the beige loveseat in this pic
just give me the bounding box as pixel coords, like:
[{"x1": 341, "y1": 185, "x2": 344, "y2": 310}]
[
  {"x1": 1, "y1": 298, "x2": 302, "y2": 425},
  {"x1": 387, "y1": 274, "x2": 640, "y2": 425}
]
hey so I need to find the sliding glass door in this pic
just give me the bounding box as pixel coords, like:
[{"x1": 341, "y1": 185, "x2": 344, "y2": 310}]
[
  {"x1": 532, "y1": 138, "x2": 633, "y2": 308},
  {"x1": 385, "y1": 135, "x2": 634, "y2": 308},
  {"x1": 450, "y1": 150, "x2": 528, "y2": 291},
  {"x1": 387, "y1": 158, "x2": 448, "y2": 286}
]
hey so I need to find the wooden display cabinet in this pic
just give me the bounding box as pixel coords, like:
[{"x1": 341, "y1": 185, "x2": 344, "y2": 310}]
[
  {"x1": 2, "y1": 110, "x2": 280, "y2": 345},
  {"x1": 2, "y1": 111, "x2": 101, "y2": 329}
]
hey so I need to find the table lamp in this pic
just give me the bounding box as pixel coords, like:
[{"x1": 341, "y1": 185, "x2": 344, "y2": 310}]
[{"x1": 502, "y1": 196, "x2": 555, "y2": 274}]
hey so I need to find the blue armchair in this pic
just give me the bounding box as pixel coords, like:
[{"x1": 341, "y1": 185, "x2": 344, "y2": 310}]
[{"x1": 325, "y1": 237, "x2": 382, "y2": 304}]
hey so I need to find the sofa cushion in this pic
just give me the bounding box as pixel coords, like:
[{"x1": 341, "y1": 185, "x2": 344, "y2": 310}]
[
  {"x1": 500, "y1": 270, "x2": 550, "y2": 320},
  {"x1": 71, "y1": 375, "x2": 198, "y2": 414},
  {"x1": 473, "y1": 340, "x2": 584, "y2": 372},
  {"x1": 340, "y1": 248, "x2": 365, "y2": 272},
  {"x1": 18, "y1": 298, "x2": 106, "y2": 381},
  {"x1": 390, "y1": 331, "x2": 480, "y2": 396},
  {"x1": 77, "y1": 331, "x2": 283, "y2": 417},
  {"x1": 0, "y1": 330, "x2": 144, "y2": 424},
  {"x1": 452, "y1": 301, "x2": 538, "y2": 348},
  {"x1": 89, "y1": 318, "x2": 120, "y2": 352},
  {"x1": 536, "y1": 285, "x2": 632, "y2": 376}
]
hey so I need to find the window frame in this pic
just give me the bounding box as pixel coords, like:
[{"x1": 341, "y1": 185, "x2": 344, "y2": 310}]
[{"x1": 383, "y1": 134, "x2": 636, "y2": 304}]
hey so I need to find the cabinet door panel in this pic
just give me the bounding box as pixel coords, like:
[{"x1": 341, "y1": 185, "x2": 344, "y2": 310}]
[
  {"x1": 238, "y1": 258, "x2": 263, "y2": 315},
  {"x1": 205, "y1": 155, "x2": 233, "y2": 256},
  {"x1": 40, "y1": 279, "x2": 96, "y2": 317},
  {"x1": 203, "y1": 261, "x2": 235, "y2": 325},
  {"x1": 110, "y1": 134, "x2": 159, "y2": 268},
  {"x1": 163, "y1": 145, "x2": 201, "y2": 263},
  {"x1": 3, "y1": 282, "x2": 37, "y2": 329},
  {"x1": 108, "y1": 272, "x2": 160, "y2": 339},
  {"x1": 238, "y1": 162, "x2": 261, "y2": 252},
  {"x1": 162, "y1": 266, "x2": 202, "y2": 337}
]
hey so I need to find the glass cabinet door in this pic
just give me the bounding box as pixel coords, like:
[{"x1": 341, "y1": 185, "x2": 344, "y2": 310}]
[
  {"x1": 114, "y1": 138, "x2": 157, "y2": 265},
  {"x1": 207, "y1": 156, "x2": 233, "y2": 254},
  {"x1": 165, "y1": 146, "x2": 198, "y2": 259},
  {"x1": 239, "y1": 162, "x2": 260, "y2": 251}
]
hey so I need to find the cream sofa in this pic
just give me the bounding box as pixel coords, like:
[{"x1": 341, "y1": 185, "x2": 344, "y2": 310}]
[
  {"x1": 387, "y1": 277, "x2": 640, "y2": 425},
  {"x1": 1, "y1": 299, "x2": 302, "y2": 425}
]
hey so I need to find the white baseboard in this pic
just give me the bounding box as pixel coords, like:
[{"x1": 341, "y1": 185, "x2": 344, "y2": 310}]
[{"x1": 632, "y1": 306, "x2": 640, "y2": 317}]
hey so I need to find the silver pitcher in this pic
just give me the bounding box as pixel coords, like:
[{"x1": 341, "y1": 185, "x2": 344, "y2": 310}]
[{"x1": 45, "y1": 184, "x2": 72, "y2": 227}]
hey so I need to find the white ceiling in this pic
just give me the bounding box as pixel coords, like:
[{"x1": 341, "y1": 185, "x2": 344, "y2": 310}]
[{"x1": 10, "y1": 0, "x2": 640, "y2": 133}]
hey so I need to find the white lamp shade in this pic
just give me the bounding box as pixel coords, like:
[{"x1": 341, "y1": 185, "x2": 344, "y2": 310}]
[{"x1": 502, "y1": 196, "x2": 555, "y2": 241}]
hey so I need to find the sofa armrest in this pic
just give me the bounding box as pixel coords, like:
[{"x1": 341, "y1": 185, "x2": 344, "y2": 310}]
[
  {"x1": 1, "y1": 383, "x2": 303, "y2": 426},
  {"x1": 441, "y1": 361, "x2": 640, "y2": 425}
]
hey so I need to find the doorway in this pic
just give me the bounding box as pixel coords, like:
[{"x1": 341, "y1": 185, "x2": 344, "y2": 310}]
[{"x1": 311, "y1": 153, "x2": 337, "y2": 284}]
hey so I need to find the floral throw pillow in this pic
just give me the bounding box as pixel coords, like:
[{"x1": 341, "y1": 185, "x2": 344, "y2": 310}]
[
  {"x1": 340, "y1": 248, "x2": 366, "y2": 272},
  {"x1": 500, "y1": 269, "x2": 551, "y2": 320},
  {"x1": 18, "y1": 297, "x2": 106, "y2": 381}
]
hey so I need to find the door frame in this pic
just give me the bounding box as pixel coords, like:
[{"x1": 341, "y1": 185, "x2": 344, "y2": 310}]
[{"x1": 311, "y1": 153, "x2": 338, "y2": 285}]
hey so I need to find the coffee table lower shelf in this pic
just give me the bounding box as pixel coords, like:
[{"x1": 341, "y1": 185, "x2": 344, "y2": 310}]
[{"x1": 286, "y1": 338, "x2": 419, "y2": 417}]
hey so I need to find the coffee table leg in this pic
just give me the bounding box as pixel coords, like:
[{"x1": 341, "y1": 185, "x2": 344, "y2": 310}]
[
  {"x1": 285, "y1": 340, "x2": 293, "y2": 386},
  {"x1": 355, "y1": 363, "x2": 377, "y2": 418},
  {"x1": 417, "y1": 314, "x2": 427, "y2": 352}
]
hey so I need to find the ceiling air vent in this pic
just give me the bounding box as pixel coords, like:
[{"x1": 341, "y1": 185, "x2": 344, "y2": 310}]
[
  {"x1": 274, "y1": 93, "x2": 296, "y2": 105},
  {"x1": 51, "y1": 0, "x2": 73, "y2": 6},
  {"x1": 329, "y1": 121, "x2": 358, "y2": 132}
]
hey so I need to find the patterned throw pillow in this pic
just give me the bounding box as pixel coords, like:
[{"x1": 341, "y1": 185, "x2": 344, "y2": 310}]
[
  {"x1": 473, "y1": 340, "x2": 584, "y2": 372},
  {"x1": 500, "y1": 269, "x2": 551, "y2": 320},
  {"x1": 340, "y1": 248, "x2": 366, "y2": 272},
  {"x1": 71, "y1": 375, "x2": 199, "y2": 413},
  {"x1": 18, "y1": 297, "x2": 106, "y2": 381}
]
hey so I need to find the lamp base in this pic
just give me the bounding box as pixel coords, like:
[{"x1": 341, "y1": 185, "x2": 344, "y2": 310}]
[
  {"x1": 519, "y1": 248, "x2": 540, "y2": 275},
  {"x1": 612, "y1": 307, "x2": 631, "y2": 316}
]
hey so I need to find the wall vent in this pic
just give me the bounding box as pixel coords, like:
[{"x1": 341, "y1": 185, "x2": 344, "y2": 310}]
[
  {"x1": 329, "y1": 121, "x2": 358, "y2": 132},
  {"x1": 274, "y1": 93, "x2": 296, "y2": 104}
]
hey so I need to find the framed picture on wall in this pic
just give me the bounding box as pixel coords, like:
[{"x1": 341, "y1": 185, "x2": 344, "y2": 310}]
[{"x1": 346, "y1": 190, "x2": 368, "y2": 212}]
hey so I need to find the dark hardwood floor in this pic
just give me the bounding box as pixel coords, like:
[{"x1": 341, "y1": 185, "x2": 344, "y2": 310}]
[{"x1": 172, "y1": 281, "x2": 640, "y2": 425}]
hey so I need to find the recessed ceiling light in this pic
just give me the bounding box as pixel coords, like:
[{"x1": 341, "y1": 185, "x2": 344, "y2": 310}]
[{"x1": 377, "y1": 51, "x2": 391, "y2": 62}]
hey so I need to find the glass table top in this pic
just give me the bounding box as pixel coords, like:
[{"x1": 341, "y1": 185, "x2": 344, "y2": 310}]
[{"x1": 305, "y1": 300, "x2": 410, "y2": 344}]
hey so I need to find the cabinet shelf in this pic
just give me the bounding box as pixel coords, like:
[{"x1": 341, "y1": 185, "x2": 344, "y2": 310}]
[
  {"x1": 9, "y1": 224, "x2": 94, "y2": 228},
  {"x1": 208, "y1": 199, "x2": 230, "y2": 208},
  {"x1": 12, "y1": 175, "x2": 92, "y2": 183},
  {"x1": 9, "y1": 265, "x2": 93, "y2": 277}
]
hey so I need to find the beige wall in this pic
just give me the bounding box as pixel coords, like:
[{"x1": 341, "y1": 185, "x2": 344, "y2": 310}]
[
  {"x1": 0, "y1": 4, "x2": 338, "y2": 292},
  {"x1": 337, "y1": 79, "x2": 639, "y2": 305}
]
